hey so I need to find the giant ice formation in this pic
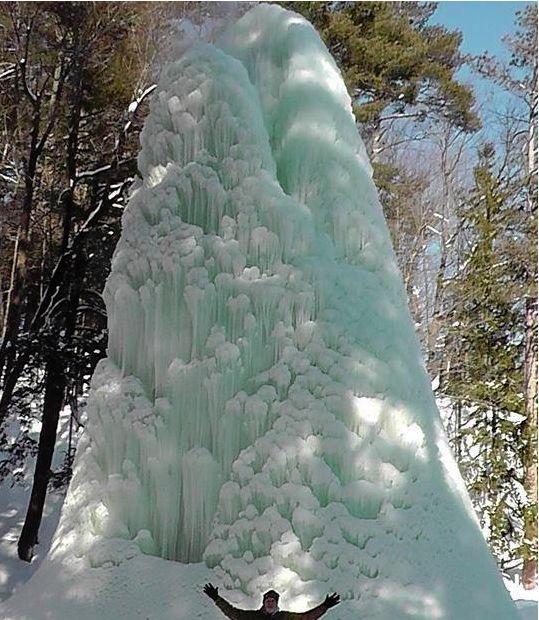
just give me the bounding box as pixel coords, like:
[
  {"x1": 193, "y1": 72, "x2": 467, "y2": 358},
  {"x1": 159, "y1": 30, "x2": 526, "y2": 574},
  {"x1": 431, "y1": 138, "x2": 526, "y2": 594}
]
[{"x1": 1, "y1": 5, "x2": 519, "y2": 620}]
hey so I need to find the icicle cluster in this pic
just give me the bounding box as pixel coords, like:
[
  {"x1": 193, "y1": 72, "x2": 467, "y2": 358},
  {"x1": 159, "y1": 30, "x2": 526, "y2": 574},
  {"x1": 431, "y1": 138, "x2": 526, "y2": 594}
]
[{"x1": 55, "y1": 5, "x2": 518, "y2": 619}]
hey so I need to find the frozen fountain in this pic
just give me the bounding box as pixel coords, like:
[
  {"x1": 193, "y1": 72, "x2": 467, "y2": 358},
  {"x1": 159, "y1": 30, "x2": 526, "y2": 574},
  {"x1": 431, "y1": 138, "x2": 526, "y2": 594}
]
[{"x1": 0, "y1": 5, "x2": 519, "y2": 620}]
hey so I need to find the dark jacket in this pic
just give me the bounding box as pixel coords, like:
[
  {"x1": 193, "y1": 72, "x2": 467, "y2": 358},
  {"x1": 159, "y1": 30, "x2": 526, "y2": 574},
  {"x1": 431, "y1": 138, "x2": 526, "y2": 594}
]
[{"x1": 213, "y1": 595, "x2": 330, "y2": 620}]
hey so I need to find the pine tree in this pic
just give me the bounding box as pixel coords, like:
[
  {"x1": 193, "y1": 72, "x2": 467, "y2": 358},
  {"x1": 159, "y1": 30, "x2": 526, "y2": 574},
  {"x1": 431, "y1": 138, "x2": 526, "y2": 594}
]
[
  {"x1": 471, "y1": 4, "x2": 537, "y2": 585},
  {"x1": 444, "y1": 144, "x2": 527, "y2": 566}
]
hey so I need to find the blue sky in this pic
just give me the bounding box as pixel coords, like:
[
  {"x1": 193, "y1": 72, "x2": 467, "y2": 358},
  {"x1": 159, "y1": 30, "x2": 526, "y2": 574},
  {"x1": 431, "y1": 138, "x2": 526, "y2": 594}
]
[
  {"x1": 432, "y1": 1, "x2": 530, "y2": 59},
  {"x1": 429, "y1": 1, "x2": 534, "y2": 116}
]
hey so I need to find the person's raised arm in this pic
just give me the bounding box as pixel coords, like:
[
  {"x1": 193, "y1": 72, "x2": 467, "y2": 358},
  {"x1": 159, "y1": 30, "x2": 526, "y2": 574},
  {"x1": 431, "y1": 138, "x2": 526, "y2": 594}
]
[
  {"x1": 203, "y1": 583, "x2": 252, "y2": 620},
  {"x1": 288, "y1": 593, "x2": 341, "y2": 620}
]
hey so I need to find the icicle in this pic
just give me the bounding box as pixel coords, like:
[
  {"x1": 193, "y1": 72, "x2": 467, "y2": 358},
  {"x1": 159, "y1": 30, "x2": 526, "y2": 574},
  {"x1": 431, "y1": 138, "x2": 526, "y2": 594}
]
[{"x1": 179, "y1": 448, "x2": 221, "y2": 561}]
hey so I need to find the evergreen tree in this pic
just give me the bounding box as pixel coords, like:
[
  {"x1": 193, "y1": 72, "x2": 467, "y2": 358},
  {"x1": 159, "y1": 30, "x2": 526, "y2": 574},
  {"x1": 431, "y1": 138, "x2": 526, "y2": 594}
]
[
  {"x1": 444, "y1": 144, "x2": 527, "y2": 566},
  {"x1": 470, "y1": 4, "x2": 537, "y2": 585}
]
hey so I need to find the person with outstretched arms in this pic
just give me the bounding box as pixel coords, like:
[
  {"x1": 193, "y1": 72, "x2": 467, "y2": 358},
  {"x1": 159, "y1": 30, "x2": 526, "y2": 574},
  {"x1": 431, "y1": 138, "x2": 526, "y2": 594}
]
[{"x1": 203, "y1": 584, "x2": 340, "y2": 620}]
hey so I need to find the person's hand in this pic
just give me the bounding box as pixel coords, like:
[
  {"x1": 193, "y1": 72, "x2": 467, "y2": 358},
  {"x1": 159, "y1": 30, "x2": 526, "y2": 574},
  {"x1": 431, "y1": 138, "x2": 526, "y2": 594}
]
[
  {"x1": 204, "y1": 583, "x2": 219, "y2": 601},
  {"x1": 324, "y1": 593, "x2": 340, "y2": 608}
]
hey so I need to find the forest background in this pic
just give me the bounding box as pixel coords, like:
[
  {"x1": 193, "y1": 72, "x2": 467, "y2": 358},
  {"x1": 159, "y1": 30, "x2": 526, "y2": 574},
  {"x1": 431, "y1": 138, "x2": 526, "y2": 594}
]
[{"x1": 0, "y1": 0, "x2": 536, "y2": 591}]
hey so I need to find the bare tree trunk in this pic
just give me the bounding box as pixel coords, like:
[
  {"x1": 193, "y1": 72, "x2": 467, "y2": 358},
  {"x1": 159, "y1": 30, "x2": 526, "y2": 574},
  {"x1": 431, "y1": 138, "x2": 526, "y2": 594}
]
[
  {"x1": 522, "y1": 64, "x2": 538, "y2": 589},
  {"x1": 0, "y1": 136, "x2": 39, "y2": 381},
  {"x1": 522, "y1": 296, "x2": 538, "y2": 589},
  {"x1": 0, "y1": 227, "x2": 21, "y2": 380},
  {"x1": 17, "y1": 54, "x2": 86, "y2": 558},
  {"x1": 423, "y1": 126, "x2": 465, "y2": 384},
  {"x1": 0, "y1": 17, "x2": 66, "y2": 391},
  {"x1": 17, "y1": 248, "x2": 85, "y2": 561},
  {"x1": 17, "y1": 351, "x2": 65, "y2": 561}
]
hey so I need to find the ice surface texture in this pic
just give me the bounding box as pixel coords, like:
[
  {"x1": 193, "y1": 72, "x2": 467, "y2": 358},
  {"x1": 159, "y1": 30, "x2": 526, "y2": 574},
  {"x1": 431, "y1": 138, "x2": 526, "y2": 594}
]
[{"x1": 3, "y1": 4, "x2": 518, "y2": 620}]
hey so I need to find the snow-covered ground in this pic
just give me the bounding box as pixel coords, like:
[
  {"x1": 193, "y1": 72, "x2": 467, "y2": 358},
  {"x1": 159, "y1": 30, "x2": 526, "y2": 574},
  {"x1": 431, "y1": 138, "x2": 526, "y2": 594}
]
[
  {"x1": 1, "y1": 460, "x2": 536, "y2": 619},
  {"x1": 505, "y1": 580, "x2": 538, "y2": 620},
  {"x1": 0, "y1": 488, "x2": 536, "y2": 620},
  {"x1": 0, "y1": 406, "x2": 535, "y2": 618},
  {"x1": 0, "y1": 406, "x2": 78, "y2": 602},
  {"x1": 0, "y1": 477, "x2": 62, "y2": 601}
]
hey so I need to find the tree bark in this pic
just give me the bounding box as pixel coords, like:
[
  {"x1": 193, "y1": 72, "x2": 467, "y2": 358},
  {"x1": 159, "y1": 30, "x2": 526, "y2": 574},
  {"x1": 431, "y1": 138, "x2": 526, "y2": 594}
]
[
  {"x1": 16, "y1": 57, "x2": 86, "y2": 555},
  {"x1": 0, "y1": 44, "x2": 66, "y2": 387},
  {"x1": 0, "y1": 132, "x2": 40, "y2": 381},
  {"x1": 17, "y1": 351, "x2": 65, "y2": 561},
  {"x1": 17, "y1": 249, "x2": 85, "y2": 562},
  {"x1": 522, "y1": 45, "x2": 538, "y2": 590},
  {"x1": 522, "y1": 296, "x2": 538, "y2": 589}
]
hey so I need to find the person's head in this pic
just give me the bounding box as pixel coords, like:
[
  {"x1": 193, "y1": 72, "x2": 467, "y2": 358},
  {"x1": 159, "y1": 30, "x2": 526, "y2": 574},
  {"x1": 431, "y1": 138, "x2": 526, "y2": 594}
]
[{"x1": 262, "y1": 590, "x2": 280, "y2": 614}]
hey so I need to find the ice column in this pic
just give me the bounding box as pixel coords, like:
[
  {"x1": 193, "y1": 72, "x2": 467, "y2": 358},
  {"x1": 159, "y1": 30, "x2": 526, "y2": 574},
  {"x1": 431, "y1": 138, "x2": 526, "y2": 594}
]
[{"x1": 54, "y1": 5, "x2": 519, "y2": 620}]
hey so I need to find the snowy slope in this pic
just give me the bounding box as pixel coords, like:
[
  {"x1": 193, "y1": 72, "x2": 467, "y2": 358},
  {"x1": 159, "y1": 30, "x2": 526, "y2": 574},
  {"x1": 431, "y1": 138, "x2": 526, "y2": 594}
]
[
  {"x1": 0, "y1": 481, "x2": 536, "y2": 619},
  {"x1": 0, "y1": 406, "x2": 82, "y2": 601},
  {"x1": 0, "y1": 5, "x2": 525, "y2": 620},
  {"x1": 1, "y1": 420, "x2": 535, "y2": 618}
]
